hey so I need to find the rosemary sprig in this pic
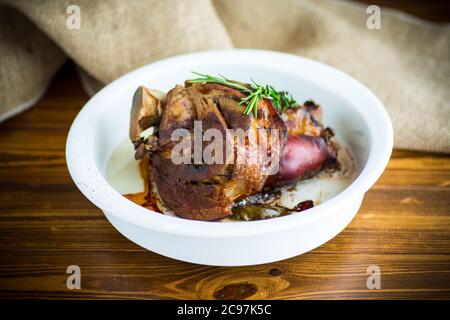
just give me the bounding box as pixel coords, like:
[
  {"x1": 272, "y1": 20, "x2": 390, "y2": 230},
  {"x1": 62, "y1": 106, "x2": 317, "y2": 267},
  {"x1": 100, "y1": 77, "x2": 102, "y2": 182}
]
[{"x1": 188, "y1": 72, "x2": 298, "y2": 117}]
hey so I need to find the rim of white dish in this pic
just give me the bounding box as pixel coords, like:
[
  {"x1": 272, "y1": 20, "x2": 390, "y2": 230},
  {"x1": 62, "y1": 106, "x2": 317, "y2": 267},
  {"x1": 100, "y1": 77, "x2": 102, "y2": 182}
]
[{"x1": 66, "y1": 49, "x2": 393, "y2": 238}]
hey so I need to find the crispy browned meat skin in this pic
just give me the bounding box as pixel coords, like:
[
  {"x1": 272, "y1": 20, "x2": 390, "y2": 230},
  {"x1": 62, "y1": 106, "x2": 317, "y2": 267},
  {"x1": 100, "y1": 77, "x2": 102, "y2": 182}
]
[
  {"x1": 265, "y1": 135, "x2": 329, "y2": 188},
  {"x1": 265, "y1": 101, "x2": 337, "y2": 188},
  {"x1": 133, "y1": 83, "x2": 287, "y2": 221},
  {"x1": 130, "y1": 84, "x2": 337, "y2": 220}
]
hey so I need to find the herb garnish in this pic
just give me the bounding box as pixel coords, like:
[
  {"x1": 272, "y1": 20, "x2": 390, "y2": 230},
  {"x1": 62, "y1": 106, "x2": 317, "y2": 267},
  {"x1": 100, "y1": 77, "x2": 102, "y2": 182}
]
[{"x1": 188, "y1": 72, "x2": 298, "y2": 117}]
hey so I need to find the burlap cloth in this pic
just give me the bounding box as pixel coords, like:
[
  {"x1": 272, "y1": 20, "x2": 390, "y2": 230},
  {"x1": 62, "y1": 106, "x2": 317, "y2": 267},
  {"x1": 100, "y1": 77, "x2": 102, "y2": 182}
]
[{"x1": 1, "y1": 0, "x2": 449, "y2": 152}]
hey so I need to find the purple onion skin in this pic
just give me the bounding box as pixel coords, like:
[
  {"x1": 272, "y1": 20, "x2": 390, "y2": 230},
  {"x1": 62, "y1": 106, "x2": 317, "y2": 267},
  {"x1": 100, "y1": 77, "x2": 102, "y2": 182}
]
[{"x1": 265, "y1": 135, "x2": 328, "y2": 188}]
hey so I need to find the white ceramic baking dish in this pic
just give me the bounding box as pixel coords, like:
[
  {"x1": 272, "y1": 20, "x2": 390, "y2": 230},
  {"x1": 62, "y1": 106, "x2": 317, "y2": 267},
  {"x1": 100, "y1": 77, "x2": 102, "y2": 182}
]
[{"x1": 66, "y1": 49, "x2": 393, "y2": 266}]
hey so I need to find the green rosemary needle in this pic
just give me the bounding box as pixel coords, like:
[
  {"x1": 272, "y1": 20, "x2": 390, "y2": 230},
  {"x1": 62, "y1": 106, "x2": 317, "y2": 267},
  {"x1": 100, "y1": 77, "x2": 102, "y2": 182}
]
[{"x1": 187, "y1": 72, "x2": 298, "y2": 117}]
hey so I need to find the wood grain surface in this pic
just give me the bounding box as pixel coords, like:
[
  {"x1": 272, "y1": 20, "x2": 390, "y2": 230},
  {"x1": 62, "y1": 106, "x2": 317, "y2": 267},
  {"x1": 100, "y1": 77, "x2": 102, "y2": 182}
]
[{"x1": 1, "y1": 2, "x2": 449, "y2": 299}]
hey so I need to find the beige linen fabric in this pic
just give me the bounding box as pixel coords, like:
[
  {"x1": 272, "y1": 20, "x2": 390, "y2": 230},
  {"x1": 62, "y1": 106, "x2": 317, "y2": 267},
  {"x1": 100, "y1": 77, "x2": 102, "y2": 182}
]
[{"x1": 0, "y1": 0, "x2": 449, "y2": 152}]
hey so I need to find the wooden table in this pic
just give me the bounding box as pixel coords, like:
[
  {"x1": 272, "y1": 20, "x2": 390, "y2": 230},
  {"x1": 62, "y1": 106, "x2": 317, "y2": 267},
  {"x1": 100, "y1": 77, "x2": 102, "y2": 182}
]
[{"x1": 1, "y1": 0, "x2": 450, "y2": 297}]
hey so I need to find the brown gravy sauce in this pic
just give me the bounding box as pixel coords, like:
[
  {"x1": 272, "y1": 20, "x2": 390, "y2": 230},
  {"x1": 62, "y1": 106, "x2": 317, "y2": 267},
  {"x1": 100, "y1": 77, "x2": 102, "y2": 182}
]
[{"x1": 123, "y1": 158, "x2": 161, "y2": 212}]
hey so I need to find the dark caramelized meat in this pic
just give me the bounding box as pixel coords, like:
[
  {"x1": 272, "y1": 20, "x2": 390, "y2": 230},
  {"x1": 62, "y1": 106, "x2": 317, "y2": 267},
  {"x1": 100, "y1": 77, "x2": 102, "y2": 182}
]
[
  {"x1": 129, "y1": 82, "x2": 337, "y2": 221},
  {"x1": 265, "y1": 100, "x2": 338, "y2": 188},
  {"x1": 131, "y1": 82, "x2": 287, "y2": 221}
]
